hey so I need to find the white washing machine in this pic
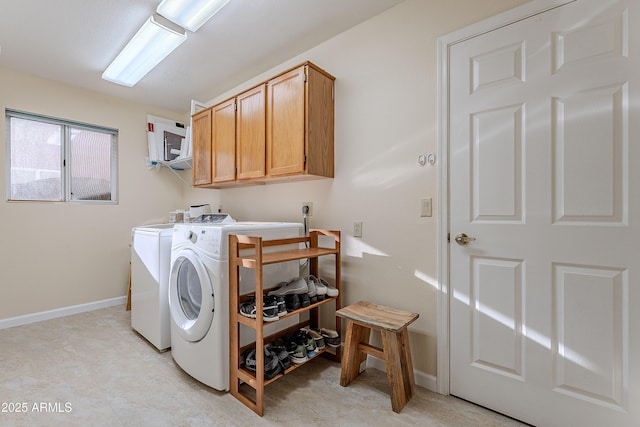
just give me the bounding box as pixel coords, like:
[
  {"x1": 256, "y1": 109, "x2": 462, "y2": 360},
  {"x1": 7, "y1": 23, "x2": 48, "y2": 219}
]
[
  {"x1": 131, "y1": 223, "x2": 174, "y2": 351},
  {"x1": 168, "y1": 215, "x2": 302, "y2": 391}
]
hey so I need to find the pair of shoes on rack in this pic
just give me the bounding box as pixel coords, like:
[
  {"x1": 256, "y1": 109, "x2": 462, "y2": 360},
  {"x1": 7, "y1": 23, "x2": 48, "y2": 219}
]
[
  {"x1": 317, "y1": 327, "x2": 340, "y2": 348},
  {"x1": 268, "y1": 278, "x2": 310, "y2": 311},
  {"x1": 306, "y1": 275, "x2": 323, "y2": 302},
  {"x1": 284, "y1": 329, "x2": 319, "y2": 364},
  {"x1": 287, "y1": 342, "x2": 308, "y2": 364},
  {"x1": 242, "y1": 345, "x2": 282, "y2": 380},
  {"x1": 266, "y1": 343, "x2": 292, "y2": 371},
  {"x1": 286, "y1": 293, "x2": 310, "y2": 310},
  {"x1": 307, "y1": 275, "x2": 339, "y2": 299},
  {"x1": 301, "y1": 326, "x2": 326, "y2": 350},
  {"x1": 305, "y1": 276, "x2": 319, "y2": 303},
  {"x1": 239, "y1": 295, "x2": 280, "y2": 322},
  {"x1": 300, "y1": 326, "x2": 339, "y2": 348}
]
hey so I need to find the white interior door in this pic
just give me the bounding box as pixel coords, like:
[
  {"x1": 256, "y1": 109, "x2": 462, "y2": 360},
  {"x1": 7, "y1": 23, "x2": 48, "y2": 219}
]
[{"x1": 448, "y1": 0, "x2": 639, "y2": 425}]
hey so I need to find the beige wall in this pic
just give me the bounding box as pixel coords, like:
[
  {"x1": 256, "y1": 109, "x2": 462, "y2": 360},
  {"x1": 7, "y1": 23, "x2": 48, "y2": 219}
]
[
  {"x1": 0, "y1": 67, "x2": 190, "y2": 318},
  {"x1": 184, "y1": 0, "x2": 529, "y2": 378}
]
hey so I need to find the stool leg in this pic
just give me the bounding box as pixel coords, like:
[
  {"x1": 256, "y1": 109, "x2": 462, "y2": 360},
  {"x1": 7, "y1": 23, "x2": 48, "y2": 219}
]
[
  {"x1": 400, "y1": 327, "x2": 416, "y2": 398},
  {"x1": 381, "y1": 330, "x2": 412, "y2": 413},
  {"x1": 340, "y1": 321, "x2": 371, "y2": 387}
]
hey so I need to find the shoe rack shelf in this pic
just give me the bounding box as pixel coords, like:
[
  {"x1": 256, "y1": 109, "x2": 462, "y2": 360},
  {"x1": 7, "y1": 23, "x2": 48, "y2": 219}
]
[{"x1": 229, "y1": 229, "x2": 341, "y2": 416}]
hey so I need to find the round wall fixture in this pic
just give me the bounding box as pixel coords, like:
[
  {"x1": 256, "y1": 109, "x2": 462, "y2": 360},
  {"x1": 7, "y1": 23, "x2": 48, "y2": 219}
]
[{"x1": 418, "y1": 153, "x2": 436, "y2": 166}]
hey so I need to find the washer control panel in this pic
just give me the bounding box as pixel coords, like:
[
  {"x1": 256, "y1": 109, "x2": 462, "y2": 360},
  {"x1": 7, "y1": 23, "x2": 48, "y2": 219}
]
[{"x1": 193, "y1": 213, "x2": 234, "y2": 224}]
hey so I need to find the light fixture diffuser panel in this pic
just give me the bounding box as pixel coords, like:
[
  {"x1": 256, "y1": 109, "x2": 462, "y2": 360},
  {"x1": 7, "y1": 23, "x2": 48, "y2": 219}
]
[
  {"x1": 102, "y1": 16, "x2": 187, "y2": 87},
  {"x1": 157, "y1": 0, "x2": 231, "y2": 32}
]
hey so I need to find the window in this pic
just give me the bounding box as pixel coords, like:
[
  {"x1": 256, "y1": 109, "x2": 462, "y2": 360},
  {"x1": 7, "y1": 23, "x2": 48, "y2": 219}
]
[{"x1": 6, "y1": 110, "x2": 118, "y2": 203}]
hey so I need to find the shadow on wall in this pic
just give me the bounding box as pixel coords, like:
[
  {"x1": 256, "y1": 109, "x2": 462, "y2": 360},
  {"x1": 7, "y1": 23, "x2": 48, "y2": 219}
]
[{"x1": 337, "y1": 240, "x2": 436, "y2": 375}]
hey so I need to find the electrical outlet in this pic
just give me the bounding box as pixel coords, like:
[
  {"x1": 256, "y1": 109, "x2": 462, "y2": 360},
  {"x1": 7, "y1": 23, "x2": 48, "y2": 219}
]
[
  {"x1": 354, "y1": 221, "x2": 363, "y2": 238},
  {"x1": 302, "y1": 202, "x2": 313, "y2": 216}
]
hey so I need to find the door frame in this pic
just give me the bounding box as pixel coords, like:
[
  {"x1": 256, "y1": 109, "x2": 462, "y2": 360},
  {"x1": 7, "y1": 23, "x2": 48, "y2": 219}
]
[{"x1": 435, "y1": 0, "x2": 575, "y2": 395}]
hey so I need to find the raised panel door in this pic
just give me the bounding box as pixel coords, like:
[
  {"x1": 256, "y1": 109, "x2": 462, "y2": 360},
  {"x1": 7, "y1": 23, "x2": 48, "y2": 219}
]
[
  {"x1": 449, "y1": 0, "x2": 639, "y2": 426},
  {"x1": 211, "y1": 98, "x2": 236, "y2": 183},
  {"x1": 266, "y1": 65, "x2": 305, "y2": 177},
  {"x1": 236, "y1": 84, "x2": 266, "y2": 180},
  {"x1": 191, "y1": 108, "x2": 212, "y2": 186}
]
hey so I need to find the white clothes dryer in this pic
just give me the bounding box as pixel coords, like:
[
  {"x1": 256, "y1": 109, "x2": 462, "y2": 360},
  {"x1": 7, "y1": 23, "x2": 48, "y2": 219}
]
[
  {"x1": 168, "y1": 217, "x2": 302, "y2": 391},
  {"x1": 131, "y1": 223, "x2": 174, "y2": 351}
]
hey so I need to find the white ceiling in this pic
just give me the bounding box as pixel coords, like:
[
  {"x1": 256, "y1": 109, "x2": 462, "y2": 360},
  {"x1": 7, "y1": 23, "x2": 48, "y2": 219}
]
[{"x1": 0, "y1": 0, "x2": 404, "y2": 112}]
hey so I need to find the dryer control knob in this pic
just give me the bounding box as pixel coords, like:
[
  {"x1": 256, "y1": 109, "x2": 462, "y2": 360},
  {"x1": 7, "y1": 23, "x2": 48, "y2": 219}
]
[{"x1": 185, "y1": 230, "x2": 197, "y2": 243}]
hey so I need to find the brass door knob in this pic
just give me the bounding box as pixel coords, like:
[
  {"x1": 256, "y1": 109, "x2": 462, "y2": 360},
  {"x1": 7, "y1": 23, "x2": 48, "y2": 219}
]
[{"x1": 454, "y1": 233, "x2": 476, "y2": 246}]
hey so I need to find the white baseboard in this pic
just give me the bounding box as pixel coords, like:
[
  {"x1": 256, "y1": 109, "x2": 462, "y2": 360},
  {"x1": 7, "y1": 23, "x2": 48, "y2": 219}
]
[
  {"x1": 0, "y1": 296, "x2": 127, "y2": 330},
  {"x1": 366, "y1": 354, "x2": 438, "y2": 392}
]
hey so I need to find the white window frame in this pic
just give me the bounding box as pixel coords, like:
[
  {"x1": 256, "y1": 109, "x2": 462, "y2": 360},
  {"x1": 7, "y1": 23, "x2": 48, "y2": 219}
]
[{"x1": 5, "y1": 109, "x2": 118, "y2": 204}]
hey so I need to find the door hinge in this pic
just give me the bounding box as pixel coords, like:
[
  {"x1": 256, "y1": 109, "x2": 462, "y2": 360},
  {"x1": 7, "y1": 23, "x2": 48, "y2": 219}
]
[
  {"x1": 304, "y1": 155, "x2": 307, "y2": 165},
  {"x1": 304, "y1": 73, "x2": 307, "y2": 83},
  {"x1": 234, "y1": 102, "x2": 237, "y2": 111},
  {"x1": 447, "y1": 233, "x2": 450, "y2": 243}
]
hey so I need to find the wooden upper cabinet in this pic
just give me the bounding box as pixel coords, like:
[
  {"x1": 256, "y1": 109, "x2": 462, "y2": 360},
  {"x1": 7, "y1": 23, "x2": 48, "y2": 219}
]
[
  {"x1": 267, "y1": 63, "x2": 335, "y2": 179},
  {"x1": 236, "y1": 84, "x2": 266, "y2": 180},
  {"x1": 192, "y1": 108, "x2": 212, "y2": 186},
  {"x1": 211, "y1": 98, "x2": 236, "y2": 183},
  {"x1": 191, "y1": 61, "x2": 334, "y2": 188}
]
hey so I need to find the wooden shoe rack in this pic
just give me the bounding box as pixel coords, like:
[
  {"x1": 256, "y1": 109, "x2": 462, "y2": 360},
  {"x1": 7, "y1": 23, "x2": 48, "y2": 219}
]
[{"x1": 229, "y1": 230, "x2": 341, "y2": 416}]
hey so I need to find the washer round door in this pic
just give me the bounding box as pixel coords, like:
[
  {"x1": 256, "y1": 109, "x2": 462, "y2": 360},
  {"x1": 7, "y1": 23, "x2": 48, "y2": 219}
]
[{"x1": 169, "y1": 249, "x2": 214, "y2": 342}]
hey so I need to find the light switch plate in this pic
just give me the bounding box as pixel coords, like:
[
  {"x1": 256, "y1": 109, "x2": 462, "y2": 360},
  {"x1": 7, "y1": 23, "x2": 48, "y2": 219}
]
[
  {"x1": 354, "y1": 221, "x2": 363, "y2": 238},
  {"x1": 420, "y1": 198, "x2": 432, "y2": 217}
]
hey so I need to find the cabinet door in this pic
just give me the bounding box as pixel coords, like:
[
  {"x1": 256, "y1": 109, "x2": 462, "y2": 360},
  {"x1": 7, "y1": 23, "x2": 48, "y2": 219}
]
[
  {"x1": 191, "y1": 108, "x2": 212, "y2": 186},
  {"x1": 306, "y1": 65, "x2": 334, "y2": 178},
  {"x1": 211, "y1": 98, "x2": 236, "y2": 183},
  {"x1": 266, "y1": 65, "x2": 306, "y2": 177},
  {"x1": 236, "y1": 84, "x2": 266, "y2": 180}
]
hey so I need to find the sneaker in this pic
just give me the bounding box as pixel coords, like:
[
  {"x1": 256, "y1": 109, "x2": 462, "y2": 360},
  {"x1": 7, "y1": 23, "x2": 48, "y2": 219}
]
[
  {"x1": 317, "y1": 277, "x2": 338, "y2": 297},
  {"x1": 286, "y1": 340, "x2": 308, "y2": 364},
  {"x1": 295, "y1": 330, "x2": 317, "y2": 357},
  {"x1": 267, "y1": 277, "x2": 308, "y2": 296},
  {"x1": 262, "y1": 296, "x2": 279, "y2": 322},
  {"x1": 306, "y1": 277, "x2": 318, "y2": 304},
  {"x1": 301, "y1": 327, "x2": 326, "y2": 350},
  {"x1": 320, "y1": 328, "x2": 340, "y2": 348},
  {"x1": 310, "y1": 275, "x2": 327, "y2": 301},
  {"x1": 239, "y1": 299, "x2": 256, "y2": 319},
  {"x1": 299, "y1": 292, "x2": 311, "y2": 308},
  {"x1": 239, "y1": 296, "x2": 279, "y2": 322},
  {"x1": 267, "y1": 344, "x2": 292, "y2": 371},
  {"x1": 243, "y1": 346, "x2": 282, "y2": 380},
  {"x1": 285, "y1": 294, "x2": 300, "y2": 311},
  {"x1": 275, "y1": 295, "x2": 287, "y2": 317}
]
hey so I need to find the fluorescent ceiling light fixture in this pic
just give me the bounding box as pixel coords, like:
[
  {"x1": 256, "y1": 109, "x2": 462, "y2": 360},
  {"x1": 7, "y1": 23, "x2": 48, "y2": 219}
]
[
  {"x1": 102, "y1": 16, "x2": 187, "y2": 87},
  {"x1": 157, "y1": 0, "x2": 231, "y2": 32}
]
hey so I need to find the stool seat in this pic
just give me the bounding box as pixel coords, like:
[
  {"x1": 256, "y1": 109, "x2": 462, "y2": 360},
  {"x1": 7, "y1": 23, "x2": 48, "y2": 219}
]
[{"x1": 336, "y1": 301, "x2": 419, "y2": 413}]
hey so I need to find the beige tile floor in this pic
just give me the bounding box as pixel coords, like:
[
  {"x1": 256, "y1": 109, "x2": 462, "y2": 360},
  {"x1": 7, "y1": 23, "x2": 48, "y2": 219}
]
[{"x1": 0, "y1": 306, "x2": 528, "y2": 426}]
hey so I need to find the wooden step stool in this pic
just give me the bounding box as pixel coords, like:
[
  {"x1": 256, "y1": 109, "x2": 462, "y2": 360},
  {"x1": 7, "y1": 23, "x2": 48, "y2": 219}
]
[{"x1": 336, "y1": 301, "x2": 419, "y2": 413}]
